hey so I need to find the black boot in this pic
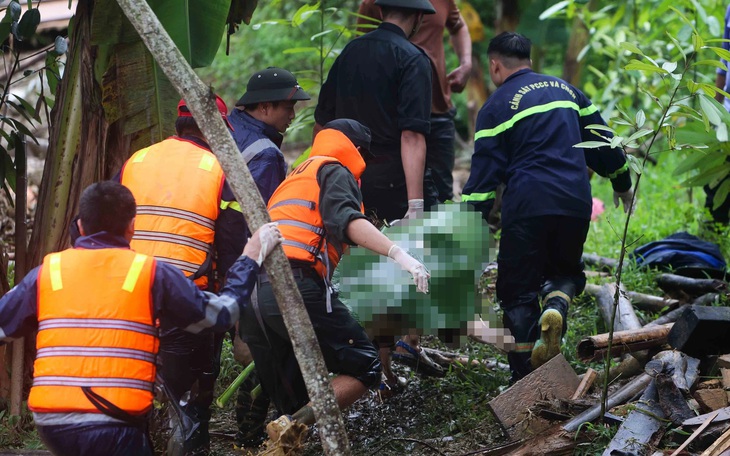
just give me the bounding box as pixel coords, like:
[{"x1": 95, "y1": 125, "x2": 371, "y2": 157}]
[{"x1": 235, "y1": 372, "x2": 270, "y2": 448}]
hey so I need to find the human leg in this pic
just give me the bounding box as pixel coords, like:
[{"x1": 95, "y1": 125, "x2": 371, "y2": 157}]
[
  {"x1": 532, "y1": 216, "x2": 589, "y2": 368},
  {"x1": 425, "y1": 111, "x2": 456, "y2": 203},
  {"x1": 37, "y1": 422, "x2": 153, "y2": 456},
  {"x1": 496, "y1": 217, "x2": 549, "y2": 383}
]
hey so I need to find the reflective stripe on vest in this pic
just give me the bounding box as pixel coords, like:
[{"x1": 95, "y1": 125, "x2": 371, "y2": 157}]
[
  {"x1": 29, "y1": 248, "x2": 158, "y2": 416},
  {"x1": 120, "y1": 137, "x2": 224, "y2": 289},
  {"x1": 267, "y1": 157, "x2": 359, "y2": 278}
]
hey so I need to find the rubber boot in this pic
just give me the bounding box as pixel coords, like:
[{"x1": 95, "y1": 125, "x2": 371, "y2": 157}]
[
  {"x1": 235, "y1": 372, "x2": 270, "y2": 448},
  {"x1": 531, "y1": 295, "x2": 569, "y2": 369}
]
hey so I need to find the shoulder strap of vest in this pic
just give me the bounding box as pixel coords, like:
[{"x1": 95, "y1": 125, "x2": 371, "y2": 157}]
[{"x1": 241, "y1": 138, "x2": 277, "y2": 163}]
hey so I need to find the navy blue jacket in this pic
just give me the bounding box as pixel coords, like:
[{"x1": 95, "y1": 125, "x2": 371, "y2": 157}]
[
  {"x1": 0, "y1": 232, "x2": 260, "y2": 347},
  {"x1": 462, "y1": 69, "x2": 631, "y2": 227},
  {"x1": 228, "y1": 109, "x2": 287, "y2": 204}
]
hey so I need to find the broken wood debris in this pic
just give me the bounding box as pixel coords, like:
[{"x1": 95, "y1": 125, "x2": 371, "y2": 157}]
[{"x1": 577, "y1": 324, "x2": 673, "y2": 362}]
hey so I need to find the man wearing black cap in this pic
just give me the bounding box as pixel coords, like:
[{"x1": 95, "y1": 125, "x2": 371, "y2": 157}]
[
  {"x1": 229, "y1": 67, "x2": 310, "y2": 206},
  {"x1": 314, "y1": 0, "x2": 439, "y2": 224},
  {"x1": 225, "y1": 67, "x2": 310, "y2": 448},
  {"x1": 239, "y1": 119, "x2": 430, "y2": 448}
]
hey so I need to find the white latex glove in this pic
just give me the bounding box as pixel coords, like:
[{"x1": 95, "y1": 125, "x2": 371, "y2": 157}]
[
  {"x1": 243, "y1": 222, "x2": 283, "y2": 267},
  {"x1": 388, "y1": 244, "x2": 430, "y2": 293},
  {"x1": 403, "y1": 199, "x2": 424, "y2": 220},
  {"x1": 613, "y1": 189, "x2": 635, "y2": 214}
]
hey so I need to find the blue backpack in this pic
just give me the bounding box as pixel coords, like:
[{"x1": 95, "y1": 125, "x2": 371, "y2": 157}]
[{"x1": 630, "y1": 232, "x2": 727, "y2": 279}]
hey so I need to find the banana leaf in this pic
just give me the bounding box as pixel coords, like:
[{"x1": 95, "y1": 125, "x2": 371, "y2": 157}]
[{"x1": 338, "y1": 204, "x2": 494, "y2": 347}]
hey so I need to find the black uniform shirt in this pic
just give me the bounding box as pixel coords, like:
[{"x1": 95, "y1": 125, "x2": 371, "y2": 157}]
[{"x1": 315, "y1": 22, "x2": 433, "y2": 157}]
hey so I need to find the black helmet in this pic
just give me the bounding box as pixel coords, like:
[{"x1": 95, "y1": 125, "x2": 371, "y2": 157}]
[
  {"x1": 236, "y1": 67, "x2": 311, "y2": 106},
  {"x1": 324, "y1": 119, "x2": 373, "y2": 160},
  {"x1": 374, "y1": 0, "x2": 436, "y2": 14}
]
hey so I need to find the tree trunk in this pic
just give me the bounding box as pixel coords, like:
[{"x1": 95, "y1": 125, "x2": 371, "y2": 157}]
[
  {"x1": 27, "y1": 0, "x2": 108, "y2": 268},
  {"x1": 116, "y1": 1, "x2": 350, "y2": 454},
  {"x1": 561, "y1": 0, "x2": 598, "y2": 85}
]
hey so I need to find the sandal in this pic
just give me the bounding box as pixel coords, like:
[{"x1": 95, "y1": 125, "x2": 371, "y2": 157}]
[{"x1": 391, "y1": 340, "x2": 446, "y2": 378}]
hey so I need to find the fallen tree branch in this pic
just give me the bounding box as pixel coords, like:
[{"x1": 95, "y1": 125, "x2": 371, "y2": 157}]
[
  {"x1": 582, "y1": 253, "x2": 618, "y2": 271},
  {"x1": 577, "y1": 324, "x2": 673, "y2": 362},
  {"x1": 626, "y1": 291, "x2": 680, "y2": 313},
  {"x1": 657, "y1": 273, "x2": 727, "y2": 297}
]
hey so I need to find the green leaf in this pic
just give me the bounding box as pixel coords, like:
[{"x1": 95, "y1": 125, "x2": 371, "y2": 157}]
[
  {"x1": 310, "y1": 29, "x2": 335, "y2": 41},
  {"x1": 707, "y1": 46, "x2": 730, "y2": 62},
  {"x1": 717, "y1": 122, "x2": 728, "y2": 142},
  {"x1": 692, "y1": 33, "x2": 705, "y2": 52},
  {"x1": 699, "y1": 94, "x2": 723, "y2": 126},
  {"x1": 610, "y1": 135, "x2": 624, "y2": 149},
  {"x1": 291, "y1": 2, "x2": 320, "y2": 28},
  {"x1": 666, "y1": 32, "x2": 686, "y2": 62},
  {"x1": 585, "y1": 124, "x2": 615, "y2": 134},
  {"x1": 574, "y1": 140, "x2": 610, "y2": 149},
  {"x1": 619, "y1": 42, "x2": 643, "y2": 56},
  {"x1": 15, "y1": 7, "x2": 39, "y2": 41},
  {"x1": 661, "y1": 61, "x2": 677, "y2": 73},
  {"x1": 635, "y1": 110, "x2": 646, "y2": 128},
  {"x1": 148, "y1": 0, "x2": 230, "y2": 68},
  {"x1": 669, "y1": 7, "x2": 698, "y2": 36},
  {"x1": 44, "y1": 51, "x2": 60, "y2": 94},
  {"x1": 627, "y1": 128, "x2": 652, "y2": 143},
  {"x1": 13, "y1": 94, "x2": 40, "y2": 122},
  {"x1": 1, "y1": 145, "x2": 15, "y2": 191},
  {"x1": 625, "y1": 59, "x2": 666, "y2": 73},
  {"x1": 713, "y1": 177, "x2": 730, "y2": 210},
  {"x1": 626, "y1": 154, "x2": 643, "y2": 175},
  {"x1": 539, "y1": 0, "x2": 569, "y2": 20},
  {"x1": 692, "y1": 60, "x2": 727, "y2": 71},
  {"x1": 282, "y1": 46, "x2": 319, "y2": 55}
]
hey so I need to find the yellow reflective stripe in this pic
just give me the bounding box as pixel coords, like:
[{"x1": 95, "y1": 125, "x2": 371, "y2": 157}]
[
  {"x1": 544, "y1": 290, "x2": 572, "y2": 304},
  {"x1": 579, "y1": 104, "x2": 598, "y2": 116},
  {"x1": 607, "y1": 162, "x2": 629, "y2": 179},
  {"x1": 132, "y1": 147, "x2": 150, "y2": 163},
  {"x1": 49, "y1": 253, "x2": 63, "y2": 291},
  {"x1": 461, "y1": 191, "x2": 495, "y2": 202},
  {"x1": 198, "y1": 155, "x2": 215, "y2": 171},
  {"x1": 475, "y1": 100, "x2": 582, "y2": 140},
  {"x1": 220, "y1": 200, "x2": 242, "y2": 213},
  {"x1": 513, "y1": 342, "x2": 535, "y2": 353},
  {"x1": 122, "y1": 254, "x2": 147, "y2": 293}
]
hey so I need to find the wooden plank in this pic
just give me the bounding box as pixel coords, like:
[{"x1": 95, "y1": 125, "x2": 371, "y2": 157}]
[
  {"x1": 683, "y1": 406, "x2": 730, "y2": 427},
  {"x1": 488, "y1": 354, "x2": 580, "y2": 439},
  {"x1": 571, "y1": 368, "x2": 598, "y2": 400},
  {"x1": 671, "y1": 410, "x2": 720, "y2": 456},
  {"x1": 722, "y1": 369, "x2": 730, "y2": 403},
  {"x1": 701, "y1": 419, "x2": 730, "y2": 456}
]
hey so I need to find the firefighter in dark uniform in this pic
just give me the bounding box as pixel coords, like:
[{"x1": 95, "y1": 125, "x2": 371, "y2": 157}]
[
  {"x1": 314, "y1": 0, "x2": 439, "y2": 224},
  {"x1": 462, "y1": 32, "x2": 634, "y2": 383}
]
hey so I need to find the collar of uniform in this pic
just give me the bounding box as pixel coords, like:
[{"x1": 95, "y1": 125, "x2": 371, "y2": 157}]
[
  {"x1": 176, "y1": 134, "x2": 211, "y2": 150},
  {"x1": 504, "y1": 68, "x2": 534, "y2": 85},
  {"x1": 378, "y1": 21, "x2": 408, "y2": 39},
  {"x1": 74, "y1": 232, "x2": 131, "y2": 250},
  {"x1": 230, "y1": 109, "x2": 284, "y2": 148}
]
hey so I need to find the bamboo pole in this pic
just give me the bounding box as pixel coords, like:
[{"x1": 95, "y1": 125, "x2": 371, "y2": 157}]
[
  {"x1": 115, "y1": 2, "x2": 350, "y2": 453},
  {"x1": 10, "y1": 134, "x2": 27, "y2": 416},
  {"x1": 577, "y1": 323, "x2": 673, "y2": 362}
]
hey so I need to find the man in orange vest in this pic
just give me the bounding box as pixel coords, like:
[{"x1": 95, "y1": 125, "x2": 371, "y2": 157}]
[
  {"x1": 0, "y1": 181, "x2": 281, "y2": 456},
  {"x1": 118, "y1": 95, "x2": 248, "y2": 455},
  {"x1": 240, "y1": 119, "x2": 430, "y2": 442}
]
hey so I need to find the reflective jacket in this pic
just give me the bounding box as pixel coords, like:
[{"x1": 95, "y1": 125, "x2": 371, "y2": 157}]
[
  {"x1": 461, "y1": 69, "x2": 631, "y2": 227},
  {"x1": 29, "y1": 248, "x2": 158, "y2": 416},
  {"x1": 120, "y1": 137, "x2": 225, "y2": 289},
  {"x1": 268, "y1": 129, "x2": 366, "y2": 279}
]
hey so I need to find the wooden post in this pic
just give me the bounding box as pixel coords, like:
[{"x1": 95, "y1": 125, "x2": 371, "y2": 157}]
[
  {"x1": 113, "y1": 3, "x2": 350, "y2": 454},
  {"x1": 10, "y1": 134, "x2": 27, "y2": 416}
]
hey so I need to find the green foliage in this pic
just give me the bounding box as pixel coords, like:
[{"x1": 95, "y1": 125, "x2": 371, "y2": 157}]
[
  {"x1": 0, "y1": 403, "x2": 44, "y2": 450},
  {"x1": 0, "y1": 1, "x2": 65, "y2": 201}
]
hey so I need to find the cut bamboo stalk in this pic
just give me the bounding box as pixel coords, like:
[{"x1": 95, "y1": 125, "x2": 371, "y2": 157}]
[
  {"x1": 586, "y1": 283, "x2": 642, "y2": 332},
  {"x1": 577, "y1": 324, "x2": 673, "y2": 362},
  {"x1": 626, "y1": 291, "x2": 680, "y2": 312}
]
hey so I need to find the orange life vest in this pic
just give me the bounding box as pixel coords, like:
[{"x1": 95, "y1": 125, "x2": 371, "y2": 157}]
[
  {"x1": 28, "y1": 248, "x2": 158, "y2": 416},
  {"x1": 268, "y1": 129, "x2": 366, "y2": 279},
  {"x1": 120, "y1": 137, "x2": 224, "y2": 289}
]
